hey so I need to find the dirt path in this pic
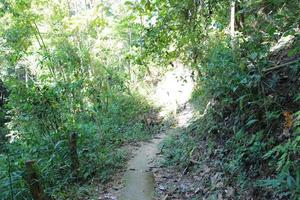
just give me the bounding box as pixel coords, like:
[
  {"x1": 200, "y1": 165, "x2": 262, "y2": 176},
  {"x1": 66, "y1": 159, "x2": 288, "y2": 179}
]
[
  {"x1": 119, "y1": 133, "x2": 167, "y2": 200},
  {"x1": 98, "y1": 64, "x2": 195, "y2": 200},
  {"x1": 119, "y1": 103, "x2": 194, "y2": 200},
  {"x1": 119, "y1": 64, "x2": 195, "y2": 200}
]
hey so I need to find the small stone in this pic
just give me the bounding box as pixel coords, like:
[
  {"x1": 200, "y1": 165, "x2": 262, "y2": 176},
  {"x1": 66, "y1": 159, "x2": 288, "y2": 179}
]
[
  {"x1": 225, "y1": 187, "x2": 235, "y2": 197},
  {"x1": 159, "y1": 185, "x2": 167, "y2": 191}
]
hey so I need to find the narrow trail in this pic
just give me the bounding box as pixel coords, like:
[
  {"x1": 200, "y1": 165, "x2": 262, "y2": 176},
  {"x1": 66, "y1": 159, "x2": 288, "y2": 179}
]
[
  {"x1": 119, "y1": 132, "x2": 167, "y2": 200},
  {"x1": 119, "y1": 105, "x2": 195, "y2": 200},
  {"x1": 99, "y1": 62, "x2": 194, "y2": 200},
  {"x1": 98, "y1": 62, "x2": 194, "y2": 200},
  {"x1": 100, "y1": 63, "x2": 195, "y2": 200}
]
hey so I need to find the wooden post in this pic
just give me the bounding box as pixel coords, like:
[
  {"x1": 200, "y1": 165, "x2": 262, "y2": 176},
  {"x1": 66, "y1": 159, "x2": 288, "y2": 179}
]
[
  {"x1": 70, "y1": 132, "x2": 79, "y2": 179},
  {"x1": 25, "y1": 160, "x2": 47, "y2": 200}
]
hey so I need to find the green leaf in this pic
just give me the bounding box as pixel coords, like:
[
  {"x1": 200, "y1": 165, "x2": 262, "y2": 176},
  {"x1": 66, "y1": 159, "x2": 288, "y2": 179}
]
[
  {"x1": 124, "y1": 1, "x2": 134, "y2": 7},
  {"x1": 246, "y1": 119, "x2": 258, "y2": 127}
]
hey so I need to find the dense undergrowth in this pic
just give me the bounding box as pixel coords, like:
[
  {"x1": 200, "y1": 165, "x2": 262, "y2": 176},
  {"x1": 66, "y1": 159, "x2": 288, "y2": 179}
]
[
  {"x1": 139, "y1": 0, "x2": 300, "y2": 199},
  {"x1": 196, "y1": 36, "x2": 300, "y2": 199},
  {"x1": 0, "y1": 1, "x2": 161, "y2": 199},
  {"x1": 160, "y1": 47, "x2": 300, "y2": 197},
  {"x1": 1, "y1": 87, "x2": 156, "y2": 199}
]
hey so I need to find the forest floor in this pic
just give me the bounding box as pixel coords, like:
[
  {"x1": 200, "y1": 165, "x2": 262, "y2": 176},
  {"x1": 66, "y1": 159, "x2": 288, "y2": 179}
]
[{"x1": 151, "y1": 126, "x2": 237, "y2": 200}]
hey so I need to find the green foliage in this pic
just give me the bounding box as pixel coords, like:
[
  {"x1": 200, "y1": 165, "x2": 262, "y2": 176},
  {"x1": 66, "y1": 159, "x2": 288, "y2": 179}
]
[
  {"x1": 138, "y1": 0, "x2": 300, "y2": 198},
  {"x1": 196, "y1": 35, "x2": 299, "y2": 197},
  {"x1": 1, "y1": 0, "x2": 300, "y2": 199},
  {"x1": 161, "y1": 134, "x2": 197, "y2": 168},
  {"x1": 0, "y1": 0, "x2": 160, "y2": 199}
]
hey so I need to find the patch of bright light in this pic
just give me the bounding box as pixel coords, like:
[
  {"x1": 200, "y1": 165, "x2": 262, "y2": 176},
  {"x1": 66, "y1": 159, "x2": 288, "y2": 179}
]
[{"x1": 152, "y1": 62, "x2": 195, "y2": 117}]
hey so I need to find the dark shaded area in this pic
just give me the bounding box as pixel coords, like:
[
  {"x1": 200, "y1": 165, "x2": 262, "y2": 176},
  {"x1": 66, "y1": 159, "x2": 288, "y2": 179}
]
[{"x1": 0, "y1": 79, "x2": 8, "y2": 151}]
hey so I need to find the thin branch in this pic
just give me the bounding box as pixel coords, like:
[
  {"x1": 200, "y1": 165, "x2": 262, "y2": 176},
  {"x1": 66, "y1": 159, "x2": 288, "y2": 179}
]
[
  {"x1": 263, "y1": 59, "x2": 300, "y2": 74},
  {"x1": 31, "y1": 22, "x2": 57, "y2": 79},
  {"x1": 7, "y1": 154, "x2": 14, "y2": 200}
]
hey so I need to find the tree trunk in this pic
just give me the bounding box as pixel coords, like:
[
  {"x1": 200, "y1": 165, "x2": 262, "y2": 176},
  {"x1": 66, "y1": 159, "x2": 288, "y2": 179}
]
[
  {"x1": 25, "y1": 160, "x2": 48, "y2": 200},
  {"x1": 25, "y1": 67, "x2": 28, "y2": 88},
  {"x1": 230, "y1": 0, "x2": 236, "y2": 40},
  {"x1": 128, "y1": 31, "x2": 132, "y2": 82},
  {"x1": 235, "y1": 3, "x2": 244, "y2": 30},
  {"x1": 230, "y1": 0, "x2": 236, "y2": 47},
  {"x1": 70, "y1": 132, "x2": 79, "y2": 179}
]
